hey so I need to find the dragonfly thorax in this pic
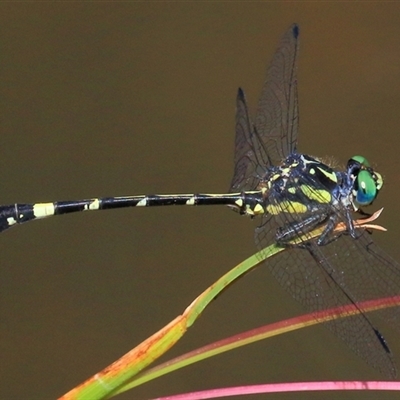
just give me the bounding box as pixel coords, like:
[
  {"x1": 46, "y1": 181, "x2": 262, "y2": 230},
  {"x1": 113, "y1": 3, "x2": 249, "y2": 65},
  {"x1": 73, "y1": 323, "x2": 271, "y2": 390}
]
[{"x1": 257, "y1": 153, "x2": 344, "y2": 211}]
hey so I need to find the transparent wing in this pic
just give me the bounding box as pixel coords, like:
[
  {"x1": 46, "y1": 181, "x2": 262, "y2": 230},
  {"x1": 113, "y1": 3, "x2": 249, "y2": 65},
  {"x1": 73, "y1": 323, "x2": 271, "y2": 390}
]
[
  {"x1": 229, "y1": 24, "x2": 300, "y2": 193},
  {"x1": 254, "y1": 23, "x2": 299, "y2": 167},
  {"x1": 230, "y1": 88, "x2": 263, "y2": 192},
  {"x1": 254, "y1": 172, "x2": 400, "y2": 378},
  {"x1": 328, "y1": 232, "x2": 400, "y2": 331},
  {"x1": 230, "y1": 23, "x2": 400, "y2": 376}
]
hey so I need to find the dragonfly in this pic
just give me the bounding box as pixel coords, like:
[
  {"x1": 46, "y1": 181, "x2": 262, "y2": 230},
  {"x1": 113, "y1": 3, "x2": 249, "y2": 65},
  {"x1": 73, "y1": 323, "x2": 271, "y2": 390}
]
[{"x1": 2, "y1": 24, "x2": 400, "y2": 377}]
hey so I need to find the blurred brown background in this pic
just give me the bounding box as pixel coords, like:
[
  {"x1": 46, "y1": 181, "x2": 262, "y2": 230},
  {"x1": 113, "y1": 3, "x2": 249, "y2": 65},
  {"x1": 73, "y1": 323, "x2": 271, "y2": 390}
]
[{"x1": 1, "y1": 4, "x2": 400, "y2": 400}]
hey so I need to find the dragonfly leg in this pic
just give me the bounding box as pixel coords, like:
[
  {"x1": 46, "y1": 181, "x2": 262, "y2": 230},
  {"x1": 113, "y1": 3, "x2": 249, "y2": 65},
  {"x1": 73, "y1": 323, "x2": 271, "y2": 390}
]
[
  {"x1": 316, "y1": 206, "x2": 368, "y2": 245},
  {"x1": 316, "y1": 213, "x2": 341, "y2": 245}
]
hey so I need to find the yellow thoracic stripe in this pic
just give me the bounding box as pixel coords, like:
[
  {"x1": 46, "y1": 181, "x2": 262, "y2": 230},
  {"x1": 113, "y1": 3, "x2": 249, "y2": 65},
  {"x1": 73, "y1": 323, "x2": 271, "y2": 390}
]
[
  {"x1": 301, "y1": 185, "x2": 332, "y2": 204},
  {"x1": 315, "y1": 165, "x2": 338, "y2": 183},
  {"x1": 266, "y1": 201, "x2": 307, "y2": 215}
]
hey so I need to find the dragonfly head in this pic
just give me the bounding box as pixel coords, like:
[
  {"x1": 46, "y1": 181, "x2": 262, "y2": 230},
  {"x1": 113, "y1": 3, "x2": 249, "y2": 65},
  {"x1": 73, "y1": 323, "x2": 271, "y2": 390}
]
[{"x1": 347, "y1": 155, "x2": 383, "y2": 209}]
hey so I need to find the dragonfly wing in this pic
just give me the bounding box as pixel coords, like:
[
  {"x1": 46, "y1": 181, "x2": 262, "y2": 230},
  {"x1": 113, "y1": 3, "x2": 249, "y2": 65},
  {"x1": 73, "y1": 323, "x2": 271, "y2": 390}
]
[
  {"x1": 229, "y1": 88, "x2": 261, "y2": 192},
  {"x1": 256, "y1": 227, "x2": 397, "y2": 378},
  {"x1": 254, "y1": 23, "x2": 300, "y2": 166},
  {"x1": 255, "y1": 170, "x2": 398, "y2": 377},
  {"x1": 230, "y1": 24, "x2": 300, "y2": 192},
  {"x1": 327, "y1": 232, "x2": 400, "y2": 331}
]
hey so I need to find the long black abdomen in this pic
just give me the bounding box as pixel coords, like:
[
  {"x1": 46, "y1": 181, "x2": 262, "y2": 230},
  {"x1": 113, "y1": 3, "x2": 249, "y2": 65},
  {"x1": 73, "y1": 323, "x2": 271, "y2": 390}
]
[{"x1": 0, "y1": 192, "x2": 251, "y2": 233}]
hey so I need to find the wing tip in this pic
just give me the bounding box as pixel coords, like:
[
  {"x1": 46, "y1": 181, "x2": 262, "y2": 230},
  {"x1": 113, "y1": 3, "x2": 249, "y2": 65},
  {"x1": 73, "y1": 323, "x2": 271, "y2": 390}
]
[
  {"x1": 237, "y1": 87, "x2": 245, "y2": 100},
  {"x1": 291, "y1": 23, "x2": 299, "y2": 39}
]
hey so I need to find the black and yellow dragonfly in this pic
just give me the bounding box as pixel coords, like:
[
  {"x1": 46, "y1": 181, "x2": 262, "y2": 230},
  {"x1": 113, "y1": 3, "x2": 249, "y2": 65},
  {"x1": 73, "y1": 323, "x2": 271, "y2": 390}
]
[{"x1": 1, "y1": 24, "x2": 399, "y2": 377}]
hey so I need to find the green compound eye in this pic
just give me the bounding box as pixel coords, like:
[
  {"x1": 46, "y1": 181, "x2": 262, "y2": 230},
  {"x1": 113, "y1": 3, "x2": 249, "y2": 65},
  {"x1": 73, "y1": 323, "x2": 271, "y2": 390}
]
[
  {"x1": 351, "y1": 155, "x2": 370, "y2": 168},
  {"x1": 355, "y1": 170, "x2": 378, "y2": 206},
  {"x1": 348, "y1": 155, "x2": 383, "y2": 207}
]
